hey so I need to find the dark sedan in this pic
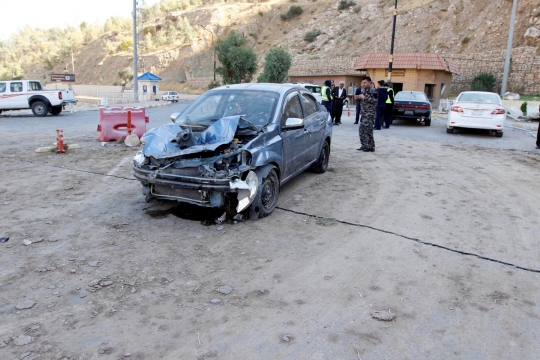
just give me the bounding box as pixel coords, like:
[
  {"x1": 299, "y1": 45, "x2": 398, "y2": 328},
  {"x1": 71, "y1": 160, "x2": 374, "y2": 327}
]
[
  {"x1": 133, "y1": 83, "x2": 333, "y2": 220},
  {"x1": 392, "y1": 91, "x2": 432, "y2": 126}
]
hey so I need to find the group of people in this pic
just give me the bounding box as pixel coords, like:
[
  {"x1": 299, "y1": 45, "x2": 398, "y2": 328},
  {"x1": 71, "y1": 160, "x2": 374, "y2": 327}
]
[
  {"x1": 320, "y1": 80, "x2": 348, "y2": 125},
  {"x1": 321, "y1": 77, "x2": 395, "y2": 152}
]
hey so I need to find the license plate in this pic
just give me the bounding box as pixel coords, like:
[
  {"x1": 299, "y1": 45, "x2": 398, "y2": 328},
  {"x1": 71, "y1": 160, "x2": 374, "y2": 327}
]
[
  {"x1": 404, "y1": 110, "x2": 414, "y2": 116},
  {"x1": 472, "y1": 109, "x2": 483, "y2": 116}
]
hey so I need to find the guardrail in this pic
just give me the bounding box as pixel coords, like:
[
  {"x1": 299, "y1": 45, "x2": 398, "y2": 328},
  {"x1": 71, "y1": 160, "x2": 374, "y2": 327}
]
[{"x1": 97, "y1": 92, "x2": 154, "y2": 105}]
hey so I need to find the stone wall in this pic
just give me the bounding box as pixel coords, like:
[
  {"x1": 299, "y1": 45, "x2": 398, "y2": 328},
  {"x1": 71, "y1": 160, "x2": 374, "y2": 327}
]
[{"x1": 442, "y1": 47, "x2": 540, "y2": 95}]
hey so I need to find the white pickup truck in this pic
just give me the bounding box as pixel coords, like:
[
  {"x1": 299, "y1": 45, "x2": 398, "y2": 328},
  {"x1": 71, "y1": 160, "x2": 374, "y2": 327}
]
[{"x1": 0, "y1": 80, "x2": 77, "y2": 117}]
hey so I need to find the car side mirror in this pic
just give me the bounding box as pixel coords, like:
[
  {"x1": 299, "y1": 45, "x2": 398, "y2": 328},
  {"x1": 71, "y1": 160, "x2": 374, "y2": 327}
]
[
  {"x1": 170, "y1": 112, "x2": 179, "y2": 123},
  {"x1": 283, "y1": 117, "x2": 304, "y2": 130}
]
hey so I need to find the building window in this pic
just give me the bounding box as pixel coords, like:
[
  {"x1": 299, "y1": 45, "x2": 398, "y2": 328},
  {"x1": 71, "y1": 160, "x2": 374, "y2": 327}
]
[{"x1": 424, "y1": 84, "x2": 435, "y2": 100}]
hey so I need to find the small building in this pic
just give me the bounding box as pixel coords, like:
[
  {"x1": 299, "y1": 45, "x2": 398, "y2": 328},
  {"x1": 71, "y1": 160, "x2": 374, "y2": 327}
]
[
  {"x1": 354, "y1": 52, "x2": 459, "y2": 106},
  {"x1": 137, "y1": 72, "x2": 162, "y2": 100}
]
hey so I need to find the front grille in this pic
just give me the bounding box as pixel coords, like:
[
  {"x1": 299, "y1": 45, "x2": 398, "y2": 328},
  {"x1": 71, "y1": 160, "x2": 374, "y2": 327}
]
[{"x1": 151, "y1": 184, "x2": 208, "y2": 203}]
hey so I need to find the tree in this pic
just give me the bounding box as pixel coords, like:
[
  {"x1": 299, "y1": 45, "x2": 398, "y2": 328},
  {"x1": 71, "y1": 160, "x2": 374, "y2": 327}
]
[
  {"x1": 471, "y1": 73, "x2": 496, "y2": 92},
  {"x1": 215, "y1": 31, "x2": 257, "y2": 84},
  {"x1": 257, "y1": 48, "x2": 292, "y2": 83}
]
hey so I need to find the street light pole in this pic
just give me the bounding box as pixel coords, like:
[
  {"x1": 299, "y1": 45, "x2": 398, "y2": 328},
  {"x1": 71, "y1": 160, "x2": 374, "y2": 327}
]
[
  {"x1": 388, "y1": 0, "x2": 398, "y2": 82},
  {"x1": 198, "y1": 24, "x2": 216, "y2": 85},
  {"x1": 501, "y1": 0, "x2": 518, "y2": 96},
  {"x1": 132, "y1": 0, "x2": 139, "y2": 103}
]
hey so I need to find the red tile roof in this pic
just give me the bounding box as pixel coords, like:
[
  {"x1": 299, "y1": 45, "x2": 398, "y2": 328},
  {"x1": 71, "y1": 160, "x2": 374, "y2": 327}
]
[{"x1": 354, "y1": 53, "x2": 459, "y2": 74}]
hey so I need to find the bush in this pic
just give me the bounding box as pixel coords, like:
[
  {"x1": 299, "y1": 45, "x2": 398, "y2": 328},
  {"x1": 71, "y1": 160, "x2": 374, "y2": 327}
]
[
  {"x1": 461, "y1": 36, "x2": 470, "y2": 45},
  {"x1": 338, "y1": 0, "x2": 356, "y2": 10},
  {"x1": 521, "y1": 101, "x2": 528, "y2": 115},
  {"x1": 117, "y1": 39, "x2": 133, "y2": 52},
  {"x1": 471, "y1": 73, "x2": 496, "y2": 92},
  {"x1": 353, "y1": 5, "x2": 361, "y2": 13},
  {"x1": 257, "y1": 48, "x2": 292, "y2": 83},
  {"x1": 280, "y1": 5, "x2": 303, "y2": 20},
  {"x1": 215, "y1": 31, "x2": 258, "y2": 84},
  {"x1": 304, "y1": 29, "x2": 322, "y2": 42},
  {"x1": 208, "y1": 80, "x2": 222, "y2": 90}
]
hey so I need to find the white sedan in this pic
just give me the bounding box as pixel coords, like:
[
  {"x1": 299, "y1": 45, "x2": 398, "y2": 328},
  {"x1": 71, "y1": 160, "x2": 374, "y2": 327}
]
[
  {"x1": 446, "y1": 91, "x2": 506, "y2": 137},
  {"x1": 161, "y1": 91, "x2": 179, "y2": 102}
]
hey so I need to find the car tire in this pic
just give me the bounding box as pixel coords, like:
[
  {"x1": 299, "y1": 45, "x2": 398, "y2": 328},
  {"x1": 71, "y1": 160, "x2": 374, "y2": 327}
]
[
  {"x1": 50, "y1": 106, "x2": 62, "y2": 115},
  {"x1": 249, "y1": 165, "x2": 279, "y2": 220},
  {"x1": 32, "y1": 101, "x2": 48, "y2": 117},
  {"x1": 424, "y1": 118, "x2": 431, "y2": 126},
  {"x1": 446, "y1": 128, "x2": 454, "y2": 134},
  {"x1": 495, "y1": 131, "x2": 503, "y2": 138},
  {"x1": 310, "y1": 140, "x2": 330, "y2": 174}
]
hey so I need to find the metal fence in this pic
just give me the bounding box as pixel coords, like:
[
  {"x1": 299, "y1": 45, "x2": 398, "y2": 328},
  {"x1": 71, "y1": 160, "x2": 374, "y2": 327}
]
[{"x1": 97, "y1": 92, "x2": 154, "y2": 105}]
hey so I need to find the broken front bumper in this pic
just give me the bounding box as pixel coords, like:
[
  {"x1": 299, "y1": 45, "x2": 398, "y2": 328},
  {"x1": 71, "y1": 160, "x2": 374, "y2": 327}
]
[{"x1": 133, "y1": 167, "x2": 257, "y2": 212}]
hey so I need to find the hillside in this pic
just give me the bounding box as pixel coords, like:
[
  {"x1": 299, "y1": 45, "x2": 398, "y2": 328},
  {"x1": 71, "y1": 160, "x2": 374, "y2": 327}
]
[{"x1": 1, "y1": 0, "x2": 539, "y2": 93}]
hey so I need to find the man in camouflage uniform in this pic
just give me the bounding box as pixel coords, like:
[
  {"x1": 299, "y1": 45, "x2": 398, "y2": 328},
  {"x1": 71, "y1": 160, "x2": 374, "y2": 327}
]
[{"x1": 357, "y1": 77, "x2": 378, "y2": 152}]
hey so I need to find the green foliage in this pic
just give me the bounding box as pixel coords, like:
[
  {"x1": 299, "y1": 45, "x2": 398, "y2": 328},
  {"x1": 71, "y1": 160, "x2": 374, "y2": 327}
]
[
  {"x1": 117, "y1": 39, "x2": 133, "y2": 52},
  {"x1": 118, "y1": 67, "x2": 133, "y2": 85},
  {"x1": 208, "y1": 80, "x2": 222, "y2": 89},
  {"x1": 144, "y1": 26, "x2": 157, "y2": 36},
  {"x1": 520, "y1": 101, "x2": 528, "y2": 115},
  {"x1": 461, "y1": 36, "x2": 470, "y2": 45},
  {"x1": 280, "y1": 5, "x2": 303, "y2": 20},
  {"x1": 471, "y1": 73, "x2": 496, "y2": 92},
  {"x1": 258, "y1": 11, "x2": 264, "y2": 17},
  {"x1": 353, "y1": 5, "x2": 361, "y2": 13},
  {"x1": 215, "y1": 31, "x2": 258, "y2": 84},
  {"x1": 257, "y1": 48, "x2": 292, "y2": 83},
  {"x1": 304, "y1": 29, "x2": 322, "y2": 42},
  {"x1": 338, "y1": 0, "x2": 356, "y2": 10}
]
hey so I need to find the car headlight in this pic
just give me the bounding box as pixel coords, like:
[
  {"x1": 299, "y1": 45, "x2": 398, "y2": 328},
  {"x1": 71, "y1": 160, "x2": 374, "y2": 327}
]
[{"x1": 133, "y1": 152, "x2": 146, "y2": 167}]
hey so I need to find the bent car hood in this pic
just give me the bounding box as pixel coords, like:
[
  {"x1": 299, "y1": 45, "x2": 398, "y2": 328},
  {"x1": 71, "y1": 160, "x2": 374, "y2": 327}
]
[{"x1": 142, "y1": 116, "x2": 250, "y2": 159}]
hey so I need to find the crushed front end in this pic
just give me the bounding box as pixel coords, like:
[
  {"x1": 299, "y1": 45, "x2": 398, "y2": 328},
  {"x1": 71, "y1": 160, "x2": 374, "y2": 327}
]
[{"x1": 133, "y1": 116, "x2": 259, "y2": 213}]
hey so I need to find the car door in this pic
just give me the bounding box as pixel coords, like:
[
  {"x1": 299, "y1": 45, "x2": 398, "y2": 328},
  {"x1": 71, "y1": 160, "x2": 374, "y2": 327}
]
[
  {"x1": 0, "y1": 82, "x2": 8, "y2": 108},
  {"x1": 300, "y1": 92, "x2": 325, "y2": 161},
  {"x1": 281, "y1": 92, "x2": 307, "y2": 181},
  {"x1": 9, "y1": 81, "x2": 26, "y2": 108}
]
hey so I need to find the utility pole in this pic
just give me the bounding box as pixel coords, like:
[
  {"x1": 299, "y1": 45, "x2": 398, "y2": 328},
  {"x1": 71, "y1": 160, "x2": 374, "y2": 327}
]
[
  {"x1": 501, "y1": 0, "x2": 518, "y2": 96},
  {"x1": 198, "y1": 24, "x2": 216, "y2": 85},
  {"x1": 132, "y1": 0, "x2": 139, "y2": 102},
  {"x1": 388, "y1": 0, "x2": 398, "y2": 82}
]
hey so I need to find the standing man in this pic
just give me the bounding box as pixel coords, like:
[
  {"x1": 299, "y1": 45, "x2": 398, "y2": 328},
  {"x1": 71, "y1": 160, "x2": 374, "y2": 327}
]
[
  {"x1": 330, "y1": 80, "x2": 336, "y2": 123},
  {"x1": 383, "y1": 82, "x2": 395, "y2": 128},
  {"x1": 354, "y1": 86, "x2": 362, "y2": 124},
  {"x1": 321, "y1": 80, "x2": 333, "y2": 114},
  {"x1": 357, "y1": 77, "x2": 378, "y2": 152},
  {"x1": 375, "y1": 80, "x2": 388, "y2": 130},
  {"x1": 332, "y1": 81, "x2": 347, "y2": 125}
]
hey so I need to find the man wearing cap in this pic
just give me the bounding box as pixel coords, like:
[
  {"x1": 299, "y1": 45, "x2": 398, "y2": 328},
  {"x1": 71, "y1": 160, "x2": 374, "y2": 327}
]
[{"x1": 357, "y1": 77, "x2": 378, "y2": 152}]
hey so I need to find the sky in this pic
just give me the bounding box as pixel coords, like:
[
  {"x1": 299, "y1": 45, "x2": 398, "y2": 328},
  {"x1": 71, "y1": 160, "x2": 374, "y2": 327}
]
[{"x1": 0, "y1": 0, "x2": 161, "y2": 40}]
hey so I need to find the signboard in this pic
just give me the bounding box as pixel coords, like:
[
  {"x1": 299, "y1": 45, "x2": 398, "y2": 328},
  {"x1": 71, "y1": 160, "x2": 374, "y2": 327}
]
[
  {"x1": 51, "y1": 74, "x2": 76, "y2": 82},
  {"x1": 385, "y1": 69, "x2": 405, "y2": 77}
]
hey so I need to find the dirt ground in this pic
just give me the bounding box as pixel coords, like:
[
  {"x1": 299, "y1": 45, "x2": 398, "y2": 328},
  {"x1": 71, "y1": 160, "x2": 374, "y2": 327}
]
[{"x1": 1, "y1": 113, "x2": 540, "y2": 359}]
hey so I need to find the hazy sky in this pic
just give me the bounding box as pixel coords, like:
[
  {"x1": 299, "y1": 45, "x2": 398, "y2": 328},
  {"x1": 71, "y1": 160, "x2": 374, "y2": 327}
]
[{"x1": 0, "y1": 0, "x2": 161, "y2": 39}]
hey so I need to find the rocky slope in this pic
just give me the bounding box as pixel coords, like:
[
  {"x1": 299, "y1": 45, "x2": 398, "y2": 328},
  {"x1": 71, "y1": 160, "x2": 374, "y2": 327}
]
[{"x1": 27, "y1": 0, "x2": 540, "y2": 91}]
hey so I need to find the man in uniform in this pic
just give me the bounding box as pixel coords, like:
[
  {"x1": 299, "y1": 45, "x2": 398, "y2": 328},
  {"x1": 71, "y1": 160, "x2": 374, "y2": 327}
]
[{"x1": 357, "y1": 77, "x2": 378, "y2": 152}]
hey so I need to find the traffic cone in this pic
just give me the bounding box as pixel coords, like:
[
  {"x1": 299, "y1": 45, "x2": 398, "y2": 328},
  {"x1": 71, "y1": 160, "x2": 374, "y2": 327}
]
[{"x1": 56, "y1": 129, "x2": 65, "y2": 153}]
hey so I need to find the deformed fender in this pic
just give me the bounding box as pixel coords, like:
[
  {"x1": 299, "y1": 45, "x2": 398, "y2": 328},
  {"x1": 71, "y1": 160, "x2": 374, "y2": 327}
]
[
  {"x1": 247, "y1": 131, "x2": 283, "y2": 168},
  {"x1": 230, "y1": 171, "x2": 258, "y2": 212}
]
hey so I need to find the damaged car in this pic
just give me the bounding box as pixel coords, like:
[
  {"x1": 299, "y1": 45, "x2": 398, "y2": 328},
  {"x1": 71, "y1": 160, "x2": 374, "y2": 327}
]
[{"x1": 133, "y1": 83, "x2": 332, "y2": 219}]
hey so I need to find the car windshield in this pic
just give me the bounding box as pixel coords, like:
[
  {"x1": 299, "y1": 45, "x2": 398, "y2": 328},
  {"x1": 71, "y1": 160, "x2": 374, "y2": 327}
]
[
  {"x1": 395, "y1": 92, "x2": 428, "y2": 101},
  {"x1": 458, "y1": 92, "x2": 500, "y2": 103},
  {"x1": 175, "y1": 90, "x2": 280, "y2": 129}
]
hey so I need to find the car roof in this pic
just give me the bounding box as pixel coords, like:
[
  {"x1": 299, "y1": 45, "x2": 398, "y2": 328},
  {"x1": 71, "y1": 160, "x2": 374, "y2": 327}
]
[
  {"x1": 209, "y1": 83, "x2": 312, "y2": 95},
  {"x1": 459, "y1": 91, "x2": 499, "y2": 96}
]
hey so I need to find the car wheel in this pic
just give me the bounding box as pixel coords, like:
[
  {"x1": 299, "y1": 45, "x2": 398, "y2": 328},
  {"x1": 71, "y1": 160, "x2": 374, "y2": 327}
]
[
  {"x1": 495, "y1": 131, "x2": 503, "y2": 138},
  {"x1": 249, "y1": 165, "x2": 279, "y2": 220},
  {"x1": 32, "y1": 101, "x2": 48, "y2": 117},
  {"x1": 50, "y1": 106, "x2": 62, "y2": 115},
  {"x1": 446, "y1": 128, "x2": 454, "y2": 134},
  {"x1": 424, "y1": 118, "x2": 431, "y2": 126},
  {"x1": 310, "y1": 140, "x2": 330, "y2": 173}
]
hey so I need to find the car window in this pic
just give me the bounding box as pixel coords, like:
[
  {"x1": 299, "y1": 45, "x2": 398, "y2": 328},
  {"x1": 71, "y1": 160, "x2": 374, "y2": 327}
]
[
  {"x1": 28, "y1": 81, "x2": 42, "y2": 91},
  {"x1": 305, "y1": 86, "x2": 322, "y2": 94},
  {"x1": 301, "y1": 93, "x2": 319, "y2": 117},
  {"x1": 395, "y1": 92, "x2": 428, "y2": 101},
  {"x1": 176, "y1": 90, "x2": 279, "y2": 128},
  {"x1": 0, "y1": 82, "x2": 5, "y2": 93},
  {"x1": 170, "y1": 92, "x2": 177, "y2": 95},
  {"x1": 10, "y1": 82, "x2": 23, "y2": 92},
  {"x1": 284, "y1": 95, "x2": 303, "y2": 121},
  {"x1": 459, "y1": 93, "x2": 500, "y2": 103}
]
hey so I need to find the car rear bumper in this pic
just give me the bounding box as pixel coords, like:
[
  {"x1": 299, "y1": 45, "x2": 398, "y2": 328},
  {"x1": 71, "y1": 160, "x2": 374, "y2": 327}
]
[
  {"x1": 447, "y1": 115, "x2": 505, "y2": 130},
  {"x1": 392, "y1": 109, "x2": 431, "y2": 120}
]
